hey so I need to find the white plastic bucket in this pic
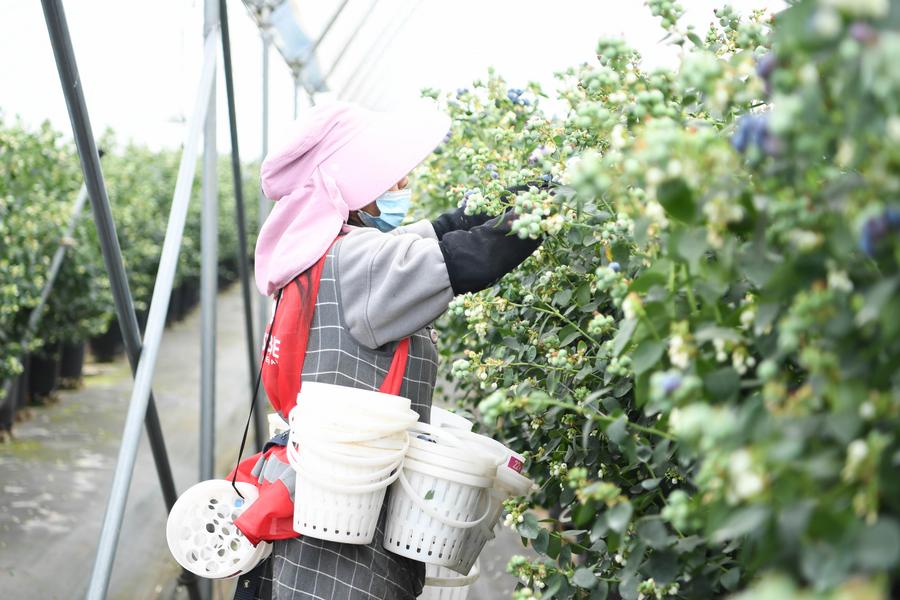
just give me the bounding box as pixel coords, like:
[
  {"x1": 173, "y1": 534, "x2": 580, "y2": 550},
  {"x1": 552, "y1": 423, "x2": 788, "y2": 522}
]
[
  {"x1": 289, "y1": 439, "x2": 402, "y2": 544},
  {"x1": 383, "y1": 456, "x2": 493, "y2": 573},
  {"x1": 430, "y1": 407, "x2": 474, "y2": 432},
  {"x1": 287, "y1": 385, "x2": 415, "y2": 544},
  {"x1": 166, "y1": 480, "x2": 272, "y2": 580},
  {"x1": 419, "y1": 561, "x2": 480, "y2": 600}
]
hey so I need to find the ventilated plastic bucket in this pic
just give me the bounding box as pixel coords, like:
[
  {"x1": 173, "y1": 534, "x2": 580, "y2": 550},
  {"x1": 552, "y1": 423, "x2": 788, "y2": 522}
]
[
  {"x1": 287, "y1": 384, "x2": 416, "y2": 544},
  {"x1": 383, "y1": 453, "x2": 493, "y2": 572},
  {"x1": 288, "y1": 438, "x2": 403, "y2": 544},
  {"x1": 419, "y1": 561, "x2": 480, "y2": 600},
  {"x1": 166, "y1": 480, "x2": 272, "y2": 579}
]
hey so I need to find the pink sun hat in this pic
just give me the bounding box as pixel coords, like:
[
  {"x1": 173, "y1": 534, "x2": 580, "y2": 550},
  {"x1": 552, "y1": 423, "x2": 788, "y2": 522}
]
[{"x1": 254, "y1": 100, "x2": 452, "y2": 296}]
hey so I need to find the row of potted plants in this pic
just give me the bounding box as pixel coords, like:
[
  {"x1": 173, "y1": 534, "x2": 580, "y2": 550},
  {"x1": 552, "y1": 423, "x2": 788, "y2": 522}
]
[{"x1": 0, "y1": 117, "x2": 259, "y2": 431}]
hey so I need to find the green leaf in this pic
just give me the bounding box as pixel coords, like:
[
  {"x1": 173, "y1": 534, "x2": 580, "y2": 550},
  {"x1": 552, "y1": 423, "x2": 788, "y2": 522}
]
[
  {"x1": 720, "y1": 567, "x2": 741, "y2": 591},
  {"x1": 657, "y1": 178, "x2": 695, "y2": 222},
  {"x1": 540, "y1": 574, "x2": 565, "y2": 600},
  {"x1": 575, "y1": 283, "x2": 592, "y2": 306},
  {"x1": 632, "y1": 339, "x2": 665, "y2": 375},
  {"x1": 629, "y1": 271, "x2": 667, "y2": 294},
  {"x1": 674, "y1": 227, "x2": 708, "y2": 270},
  {"x1": 606, "y1": 501, "x2": 633, "y2": 533},
  {"x1": 636, "y1": 517, "x2": 670, "y2": 549},
  {"x1": 856, "y1": 518, "x2": 900, "y2": 570},
  {"x1": 612, "y1": 319, "x2": 638, "y2": 357},
  {"x1": 559, "y1": 325, "x2": 581, "y2": 347},
  {"x1": 424, "y1": 490, "x2": 434, "y2": 500},
  {"x1": 518, "y1": 512, "x2": 541, "y2": 540},
  {"x1": 712, "y1": 506, "x2": 769, "y2": 543},
  {"x1": 572, "y1": 567, "x2": 597, "y2": 589},
  {"x1": 553, "y1": 288, "x2": 574, "y2": 307},
  {"x1": 532, "y1": 528, "x2": 550, "y2": 554},
  {"x1": 703, "y1": 367, "x2": 740, "y2": 402},
  {"x1": 856, "y1": 277, "x2": 899, "y2": 326},
  {"x1": 606, "y1": 415, "x2": 628, "y2": 445}
]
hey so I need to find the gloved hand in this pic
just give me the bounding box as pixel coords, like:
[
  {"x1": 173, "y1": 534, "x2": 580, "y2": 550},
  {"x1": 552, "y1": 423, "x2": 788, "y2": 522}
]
[{"x1": 430, "y1": 201, "x2": 494, "y2": 240}]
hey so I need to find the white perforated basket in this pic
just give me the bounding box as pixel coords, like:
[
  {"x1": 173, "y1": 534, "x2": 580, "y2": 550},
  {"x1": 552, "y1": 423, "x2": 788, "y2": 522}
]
[
  {"x1": 166, "y1": 480, "x2": 272, "y2": 579},
  {"x1": 288, "y1": 411, "x2": 408, "y2": 544},
  {"x1": 383, "y1": 457, "x2": 492, "y2": 573},
  {"x1": 418, "y1": 561, "x2": 480, "y2": 600}
]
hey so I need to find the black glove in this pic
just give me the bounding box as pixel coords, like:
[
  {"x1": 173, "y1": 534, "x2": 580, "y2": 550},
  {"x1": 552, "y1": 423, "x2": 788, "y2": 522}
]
[
  {"x1": 438, "y1": 209, "x2": 543, "y2": 295},
  {"x1": 430, "y1": 202, "x2": 494, "y2": 240}
]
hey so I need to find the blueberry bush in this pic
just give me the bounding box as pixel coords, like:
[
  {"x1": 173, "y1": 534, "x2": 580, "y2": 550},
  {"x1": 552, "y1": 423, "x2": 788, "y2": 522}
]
[{"x1": 416, "y1": 1, "x2": 900, "y2": 598}]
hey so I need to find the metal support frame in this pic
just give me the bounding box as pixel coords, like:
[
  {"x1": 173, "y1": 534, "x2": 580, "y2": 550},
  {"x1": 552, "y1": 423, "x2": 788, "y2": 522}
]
[
  {"x1": 341, "y1": 0, "x2": 424, "y2": 103},
  {"x1": 319, "y1": 0, "x2": 381, "y2": 90},
  {"x1": 40, "y1": 2, "x2": 207, "y2": 599},
  {"x1": 199, "y1": 2, "x2": 219, "y2": 599},
  {"x1": 219, "y1": 0, "x2": 262, "y2": 451},
  {"x1": 257, "y1": 26, "x2": 273, "y2": 414},
  {"x1": 40, "y1": 3, "x2": 219, "y2": 596}
]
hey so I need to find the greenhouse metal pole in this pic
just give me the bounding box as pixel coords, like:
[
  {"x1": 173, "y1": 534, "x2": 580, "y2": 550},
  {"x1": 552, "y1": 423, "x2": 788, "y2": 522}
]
[
  {"x1": 40, "y1": 2, "x2": 203, "y2": 599},
  {"x1": 306, "y1": 0, "x2": 352, "y2": 61},
  {"x1": 199, "y1": 2, "x2": 219, "y2": 596},
  {"x1": 81, "y1": 31, "x2": 218, "y2": 600},
  {"x1": 219, "y1": 0, "x2": 263, "y2": 450},
  {"x1": 342, "y1": 0, "x2": 423, "y2": 102},
  {"x1": 257, "y1": 26, "x2": 272, "y2": 392}
]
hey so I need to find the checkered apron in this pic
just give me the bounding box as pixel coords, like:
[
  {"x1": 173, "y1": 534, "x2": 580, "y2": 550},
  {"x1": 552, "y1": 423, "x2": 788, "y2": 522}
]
[{"x1": 251, "y1": 241, "x2": 439, "y2": 600}]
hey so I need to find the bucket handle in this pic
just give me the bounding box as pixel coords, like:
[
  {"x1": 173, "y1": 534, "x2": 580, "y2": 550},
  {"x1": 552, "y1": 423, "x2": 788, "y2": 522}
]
[
  {"x1": 397, "y1": 470, "x2": 493, "y2": 530},
  {"x1": 423, "y1": 561, "x2": 481, "y2": 588}
]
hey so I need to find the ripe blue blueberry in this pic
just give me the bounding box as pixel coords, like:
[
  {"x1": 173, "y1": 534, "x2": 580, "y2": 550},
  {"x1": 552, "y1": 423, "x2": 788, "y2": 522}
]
[
  {"x1": 849, "y1": 22, "x2": 878, "y2": 44},
  {"x1": 660, "y1": 372, "x2": 683, "y2": 395},
  {"x1": 609, "y1": 261, "x2": 621, "y2": 273},
  {"x1": 860, "y1": 208, "x2": 900, "y2": 257}
]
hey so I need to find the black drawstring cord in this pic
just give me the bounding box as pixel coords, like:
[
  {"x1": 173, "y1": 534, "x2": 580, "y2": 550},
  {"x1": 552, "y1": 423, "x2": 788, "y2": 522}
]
[{"x1": 231, "y1": 288, "x2": 283, "y2": 500}]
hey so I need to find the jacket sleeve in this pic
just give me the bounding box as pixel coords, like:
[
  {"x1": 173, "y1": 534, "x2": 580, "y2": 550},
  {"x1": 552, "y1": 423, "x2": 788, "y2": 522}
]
[
  {"x1": 336, "y1": 221, "x2": 454, "y2": 349},
  {"x1": 336, "y1": 216, "x2": 541, "y2": 349}
]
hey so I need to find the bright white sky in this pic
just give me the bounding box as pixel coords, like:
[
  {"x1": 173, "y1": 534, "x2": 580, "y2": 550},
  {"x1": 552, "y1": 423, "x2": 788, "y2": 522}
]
[{"x1": 0, "y1": 0, "x2": 783, "y2": 159}]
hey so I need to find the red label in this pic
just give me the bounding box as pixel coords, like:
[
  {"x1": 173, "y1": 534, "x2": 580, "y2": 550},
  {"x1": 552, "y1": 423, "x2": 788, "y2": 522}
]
[{"x1": 507, "y1": 456, "x2": 524, "y2": 473}]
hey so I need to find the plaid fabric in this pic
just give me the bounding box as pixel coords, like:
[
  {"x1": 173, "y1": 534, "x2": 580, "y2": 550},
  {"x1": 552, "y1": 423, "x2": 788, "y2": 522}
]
[{"x1": 252, "y1": 241, "x2": 439, "y2": 600}]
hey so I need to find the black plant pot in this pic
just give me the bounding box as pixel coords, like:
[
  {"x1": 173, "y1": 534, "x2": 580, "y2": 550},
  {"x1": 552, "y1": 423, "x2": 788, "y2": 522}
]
[
  {"x1": 59, "y1": 342, "x2": 86, "y2": 388},
  {"x1": 183, "y1": 278, "x2": 200, "y2": 311},
  {"x1": 90, "y1": 318, "x2": 124, "y2": 362},
  {"x1": 166, "y1": 286, "x2": 184, "y2": 325},
  {"x1": 1, "y1": 377, "x2": 18, "y2": 432},
  {"x1": 29, "y1": 342, "x2": 62, "y2": 402},
  {"x1": 135, "y1": 308, "x2": 149, "y2": 335},
  {"x1": 178, "y1": 283, "x2": 193, "y2": 318},
  {"x1": 16, "y1": 354, "x2": 31, "y2": 412}
]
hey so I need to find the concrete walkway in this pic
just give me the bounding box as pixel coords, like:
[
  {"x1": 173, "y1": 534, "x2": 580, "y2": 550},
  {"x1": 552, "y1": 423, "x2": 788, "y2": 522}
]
[{"x1": 0, "y1": 284, "x2": 531, "y2": 599}]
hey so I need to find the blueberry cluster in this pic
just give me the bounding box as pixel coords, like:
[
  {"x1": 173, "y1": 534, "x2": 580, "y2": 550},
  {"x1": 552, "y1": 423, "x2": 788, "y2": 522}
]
[
  {"x1": 507, "y1": 88, "x2": 530, "y2": 106},
  {"x1": 859, "y1": 207, "x2": 900, "y2": 257}
]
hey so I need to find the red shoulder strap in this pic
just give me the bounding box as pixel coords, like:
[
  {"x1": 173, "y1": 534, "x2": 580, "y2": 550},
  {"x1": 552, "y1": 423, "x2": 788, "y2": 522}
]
[
  {"x1": 261, "y1": 240, "x2": 411, "y2": 419},
  {"x1": 378, "y1": 338, "x2": 410, "y2": 396}
]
